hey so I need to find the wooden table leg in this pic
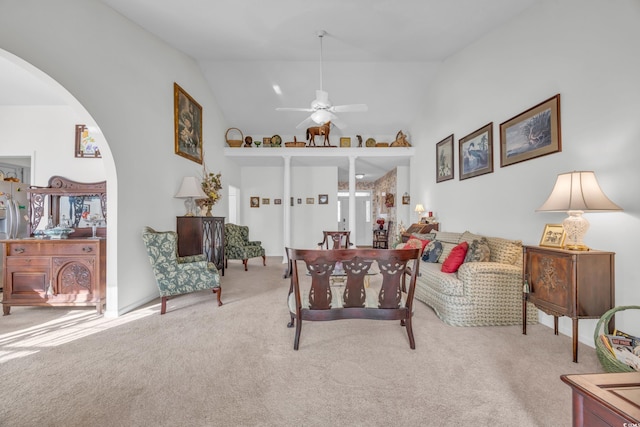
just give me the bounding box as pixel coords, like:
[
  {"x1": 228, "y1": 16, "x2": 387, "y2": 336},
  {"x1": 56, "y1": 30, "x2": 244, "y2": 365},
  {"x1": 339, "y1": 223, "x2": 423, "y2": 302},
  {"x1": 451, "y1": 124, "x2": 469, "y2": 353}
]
[{"x1": 572, "y1": 318, "x2": 579, "y2": 363}]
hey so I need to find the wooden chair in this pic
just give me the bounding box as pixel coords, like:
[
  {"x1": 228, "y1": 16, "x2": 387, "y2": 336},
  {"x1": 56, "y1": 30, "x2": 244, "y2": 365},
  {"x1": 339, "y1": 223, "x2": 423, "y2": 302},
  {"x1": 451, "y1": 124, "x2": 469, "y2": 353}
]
[
  {"x1": 286, "y1": 248, "x2": 421, "y2": 350},
  {"x1": 317, "y1": 231, "x2": 352, "y2": 249}
]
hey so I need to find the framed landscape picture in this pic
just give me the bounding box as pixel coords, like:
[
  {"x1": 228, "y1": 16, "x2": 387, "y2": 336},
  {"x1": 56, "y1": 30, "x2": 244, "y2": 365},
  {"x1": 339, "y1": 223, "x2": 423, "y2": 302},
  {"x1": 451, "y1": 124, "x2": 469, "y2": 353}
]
[
  {"x1": 459, "y1": 123, "x2": 493, "y2": 180},
  {"x1": 539, "y1": 223, "x2": 566, "y2": 248},
  {"x1": 436, "y1": 134, "x2": 454, "y2": 182},
  {"x1": 174, "y1": 82, "x2": 203, "y2": 164},
  {"x1": 500, "y1": 94, "x2": 561, "y2": 167}
]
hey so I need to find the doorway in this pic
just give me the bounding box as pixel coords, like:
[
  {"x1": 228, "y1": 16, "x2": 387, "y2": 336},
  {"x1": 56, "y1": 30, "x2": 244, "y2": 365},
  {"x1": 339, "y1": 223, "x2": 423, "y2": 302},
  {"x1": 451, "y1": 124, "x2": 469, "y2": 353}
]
[
  {"x1": 228, "y1": 185, "x2": 239, "y2": 224},
  {"x1": 337, "y1": 191, "x2": 372, "y2": 246}
]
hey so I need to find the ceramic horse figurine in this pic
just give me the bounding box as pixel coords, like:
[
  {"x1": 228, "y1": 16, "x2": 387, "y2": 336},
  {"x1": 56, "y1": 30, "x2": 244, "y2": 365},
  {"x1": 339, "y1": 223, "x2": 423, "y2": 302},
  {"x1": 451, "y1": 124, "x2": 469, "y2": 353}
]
[{"x1": 306, "y1": 121, "x2": 331, "y2": 147}]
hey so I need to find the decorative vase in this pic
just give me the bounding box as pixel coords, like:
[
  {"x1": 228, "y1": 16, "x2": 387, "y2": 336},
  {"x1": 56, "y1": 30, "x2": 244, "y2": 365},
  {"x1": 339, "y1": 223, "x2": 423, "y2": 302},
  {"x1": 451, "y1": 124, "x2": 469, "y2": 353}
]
[{"x1": 203, "y1": 205, "x2": 212, "y2": 216}]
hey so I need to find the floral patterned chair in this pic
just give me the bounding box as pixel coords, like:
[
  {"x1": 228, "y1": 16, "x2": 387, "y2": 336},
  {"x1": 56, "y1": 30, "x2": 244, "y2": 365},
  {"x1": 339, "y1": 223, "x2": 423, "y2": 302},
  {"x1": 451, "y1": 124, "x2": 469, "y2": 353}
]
[
  {"x1": 142, "y1": 226, "x2": 222, "y2": 314},
  {"x1": 224, "y1": 223, "x2": 266, "y2": 271}
]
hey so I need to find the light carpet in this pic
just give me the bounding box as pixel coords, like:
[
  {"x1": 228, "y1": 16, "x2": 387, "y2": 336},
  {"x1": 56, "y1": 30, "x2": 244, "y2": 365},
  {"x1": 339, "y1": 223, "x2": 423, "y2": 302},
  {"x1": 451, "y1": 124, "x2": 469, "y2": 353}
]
[{"x1": 0, "y1": 257, "x2": 603, "y2": 426}]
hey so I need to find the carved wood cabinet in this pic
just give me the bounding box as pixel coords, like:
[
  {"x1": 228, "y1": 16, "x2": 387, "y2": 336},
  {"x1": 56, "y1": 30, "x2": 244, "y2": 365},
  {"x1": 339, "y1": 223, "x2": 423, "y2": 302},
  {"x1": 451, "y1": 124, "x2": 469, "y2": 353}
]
[
  {"x1": 2, "y1": 238, "x2": 106, "y2": 315},
  {"x1": 176, "y1": 216, "x2": 225, "y2": 276},
  {"x1": 522, "y1": 245, "x2": 615, "y2": 362}
]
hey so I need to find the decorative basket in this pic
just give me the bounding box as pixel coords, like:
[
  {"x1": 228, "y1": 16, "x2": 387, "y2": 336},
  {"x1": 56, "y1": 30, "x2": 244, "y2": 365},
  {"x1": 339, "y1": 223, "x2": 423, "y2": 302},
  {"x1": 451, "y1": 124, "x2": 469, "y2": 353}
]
[
  {"x1": 225, "y1": 128, "x2": 244, "y2": 147},
  {"x1": 594, "y1": 305, "x2": 640, "y2": 373}
]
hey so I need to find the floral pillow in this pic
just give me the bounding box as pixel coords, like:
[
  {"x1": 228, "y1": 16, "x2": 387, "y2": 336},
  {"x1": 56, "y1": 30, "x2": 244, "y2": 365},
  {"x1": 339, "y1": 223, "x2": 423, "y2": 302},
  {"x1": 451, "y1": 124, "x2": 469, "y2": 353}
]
[
  {"x1": 405, "y1": 237, "x2": 430, "y2": 254},
  {"x1": 464, "y1": 237, "x2": 491, "y2": 263},
  {"x1": 421, "y1": 240, "x2": 443, "y2": 263}
]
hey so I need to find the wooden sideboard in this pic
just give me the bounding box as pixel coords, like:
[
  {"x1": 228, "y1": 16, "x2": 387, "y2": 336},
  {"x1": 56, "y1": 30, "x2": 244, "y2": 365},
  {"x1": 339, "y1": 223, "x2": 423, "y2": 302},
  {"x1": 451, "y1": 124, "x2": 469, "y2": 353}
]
[
  {"x1": 522, "y1": 245, "x2": 615, "y2": 362},
  {"x1": 561, "y1": 372, "x2": 640, "y2": 426},
  {"x1": 2, "y1": 238, "x2": 106, "y2": 315},
  {"x1": 401, "y1": 223, "x2": 439, "y2": 243},
  {"x1": 176, "y1": 216, "x2": 225, "y2": 276}
]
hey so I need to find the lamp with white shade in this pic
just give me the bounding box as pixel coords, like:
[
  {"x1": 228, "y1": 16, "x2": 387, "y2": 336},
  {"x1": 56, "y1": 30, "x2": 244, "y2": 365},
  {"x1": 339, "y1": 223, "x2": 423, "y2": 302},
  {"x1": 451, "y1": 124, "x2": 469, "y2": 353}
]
[
  {"x1": 414, "y1": 204, "x2": 425, "y2": 222},
  {"x1": 536, "y1": 171, "x2": 622, "y2": 251},
  {"x1": 175, "y1": 176, "x2": 207, "y2": 217}
]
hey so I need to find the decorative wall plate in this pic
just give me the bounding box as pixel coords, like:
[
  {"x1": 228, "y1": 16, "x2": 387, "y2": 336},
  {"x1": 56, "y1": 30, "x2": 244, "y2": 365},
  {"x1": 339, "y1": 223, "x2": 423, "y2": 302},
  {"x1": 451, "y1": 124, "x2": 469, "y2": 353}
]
[
  {"x1": 365, "y1": 138, "x2": 376, "y2": 147},
  {"x1": 271, "y1": 135, "x2": 282, "y2": 146}
]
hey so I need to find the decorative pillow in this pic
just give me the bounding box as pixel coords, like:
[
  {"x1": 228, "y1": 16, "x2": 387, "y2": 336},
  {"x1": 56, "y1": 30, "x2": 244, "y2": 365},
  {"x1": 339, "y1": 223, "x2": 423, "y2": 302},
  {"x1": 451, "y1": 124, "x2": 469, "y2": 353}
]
[
  {"x1": 394, "y1": 243, "x2": 406, "y2": 249},
  {"x1": 464, "y1": 237, "x2": 491, "y2": 263},
  {"x1": 441, "y1": 241, "x2": 469, "y2": 273},
  {"x1": 421, "y1": 240, "x2": 443, "y2": 263},
  {"x1": 406, "y1": 237, "x2": 430, "y2": 254},
  {"x1": 438, "y1": 241, "x2": 457, "y2": 263}
]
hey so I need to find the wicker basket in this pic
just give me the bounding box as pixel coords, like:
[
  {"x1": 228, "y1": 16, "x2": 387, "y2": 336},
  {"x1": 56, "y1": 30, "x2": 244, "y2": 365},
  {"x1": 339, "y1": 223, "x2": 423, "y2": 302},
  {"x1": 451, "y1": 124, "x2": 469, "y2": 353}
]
[
  {"x1": 225, "y1": 128, "x2": 243, "y2": 147},
  {"x1": 594, "y1": 305, "x2": 640, "y2": 373}
]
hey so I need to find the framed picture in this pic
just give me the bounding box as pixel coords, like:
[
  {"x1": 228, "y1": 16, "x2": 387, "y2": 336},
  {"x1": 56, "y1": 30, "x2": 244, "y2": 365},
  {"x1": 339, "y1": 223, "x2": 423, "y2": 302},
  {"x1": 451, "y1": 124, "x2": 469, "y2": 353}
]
[
  {"x1": 274, "y1": 199, "x2": 282, "y2": 205},
  {"x1": 340, "y1": 137, "x2": 351, "y2": 148},
  {"x1": 75, "y1": 124, "x2": 101, "y2": 158},
  {"x1": 385, "y1": 193, "x2": 394, "y2": 208},
  {"x1": 306, "y1": 198, "x2": 314, "y2": 204},
  {"x1": 174, "y1": 83, "x2": 203, "y2": 164},
  {"x1": 291, "y1": 197, "x2": 294, "y2": 206},
  {"x1": 500, "y1": 94, "x2": 561, "y2": 167},
  {"x1": 402, "y1": 194, "x2": 410, "y2": 205},
  {"x1": 539, "y1": 223, "x2": 566, "y2": 248},
  {"x1": 436, "y1": 134, "x2": 454, "y2": 182},
  {"x1": 262, "y1": 198, "x2": 270, "y2": 205},
  {"x1": 250, "y1": 196, "x2": 260, "y2": 208},
  {"x1": 459, "y1": 123, "x2": 493, "y2": 180},
  {"x1": 318, "y1": 194, "x2": 328, "y2": 204},
  {"x1": 297, "y1": 198, "x2": 302, "y2": 204}
]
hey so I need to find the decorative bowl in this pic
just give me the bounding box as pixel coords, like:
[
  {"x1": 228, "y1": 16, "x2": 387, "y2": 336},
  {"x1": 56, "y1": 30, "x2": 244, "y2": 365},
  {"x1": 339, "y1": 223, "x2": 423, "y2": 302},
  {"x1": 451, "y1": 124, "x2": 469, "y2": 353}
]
[{"x1": 44, "y1": 227, "x2": 75, "y2": 239}]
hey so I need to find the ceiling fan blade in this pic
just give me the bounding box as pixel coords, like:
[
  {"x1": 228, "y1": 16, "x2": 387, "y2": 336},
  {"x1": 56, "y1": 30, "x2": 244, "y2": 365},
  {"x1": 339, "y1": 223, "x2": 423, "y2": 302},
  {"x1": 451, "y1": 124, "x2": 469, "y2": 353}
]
[
  {"x1": 330, "y1": 115, "x2": 347, "y2": 129},
  {"x1": 295, "y1": 116, "x2": 316, "y2": 129},
  {"x1": 330, "y1": 104, "x2": 368, "y2": 113},
  {"x1": 276, "y1": 107, "x2": 314, "y2": 112}
]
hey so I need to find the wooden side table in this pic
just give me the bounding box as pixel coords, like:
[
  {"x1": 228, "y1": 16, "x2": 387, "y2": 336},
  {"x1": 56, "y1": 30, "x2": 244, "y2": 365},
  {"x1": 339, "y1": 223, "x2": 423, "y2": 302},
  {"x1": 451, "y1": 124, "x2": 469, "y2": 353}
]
[
  {"x1": 522, "y1": 245, "x2": 615, "y2": 362},
  {"x1": 176, "y1": 216, "x2": 225, "y2": 276},
  {"x1": 401, "y1": 223, "x2": 439, "y2": 243},
  {"x1": 561, "y1": 372, "x2": 640, "y2": 426}
]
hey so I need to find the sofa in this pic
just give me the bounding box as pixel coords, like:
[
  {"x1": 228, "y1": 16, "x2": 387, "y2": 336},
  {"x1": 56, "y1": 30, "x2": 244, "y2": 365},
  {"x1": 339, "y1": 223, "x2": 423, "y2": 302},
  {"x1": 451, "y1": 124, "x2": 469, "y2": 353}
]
[{"x1": 401, "y1": 230, "x2": 538, "y2": 327}]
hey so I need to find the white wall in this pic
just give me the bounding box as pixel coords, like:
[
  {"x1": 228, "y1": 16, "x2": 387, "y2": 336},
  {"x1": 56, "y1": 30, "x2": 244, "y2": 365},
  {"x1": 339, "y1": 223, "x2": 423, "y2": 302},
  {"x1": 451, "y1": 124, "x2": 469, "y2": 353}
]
[
  {"x1": 0, "y1": 0, "x2": 239, "y2": 315},
  {"x1": 410, "y1": 0, "x2": 640, "y2": 344},
  {"x1": 0, "y1": 106, "x2": 106, "y2": 184}
]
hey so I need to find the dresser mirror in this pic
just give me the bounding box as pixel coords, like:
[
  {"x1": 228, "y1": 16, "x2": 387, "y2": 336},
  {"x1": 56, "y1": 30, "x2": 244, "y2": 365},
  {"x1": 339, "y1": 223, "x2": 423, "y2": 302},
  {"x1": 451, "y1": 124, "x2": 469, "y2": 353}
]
[{"x1": 28, "y1": 176, "x2": 106, "y2": 238}]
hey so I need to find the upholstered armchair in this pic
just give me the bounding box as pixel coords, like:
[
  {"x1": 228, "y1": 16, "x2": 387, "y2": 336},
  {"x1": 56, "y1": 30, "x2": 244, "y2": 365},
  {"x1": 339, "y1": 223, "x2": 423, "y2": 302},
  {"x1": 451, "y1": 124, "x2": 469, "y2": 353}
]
[
  {"x1": 224, "y1": 223, "x2": 266, "y2": 271},
  {"x1": 142, "y1": 226, "x2": 222, "y2": 314}
]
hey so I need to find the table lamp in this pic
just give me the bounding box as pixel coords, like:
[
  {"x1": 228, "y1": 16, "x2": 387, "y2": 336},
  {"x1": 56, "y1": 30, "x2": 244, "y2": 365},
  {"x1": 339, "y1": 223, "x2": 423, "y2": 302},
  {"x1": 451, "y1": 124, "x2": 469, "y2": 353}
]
[
  {"x1": 175, "y1": 176, "x2": 207, "y2": 216},
  {"x1": 536, "y1": 171, "x2": 622, "y2": 250},
  {"x1": 414, "y1": 204, "x2": 425, "y2": 222}
]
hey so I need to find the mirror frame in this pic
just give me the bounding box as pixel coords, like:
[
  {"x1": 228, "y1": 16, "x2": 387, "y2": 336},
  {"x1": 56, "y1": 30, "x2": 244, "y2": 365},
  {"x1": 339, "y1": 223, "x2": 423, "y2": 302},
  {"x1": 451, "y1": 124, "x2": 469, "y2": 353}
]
[{"x1": 28, "y1": 176, "x2": 106, "y2": 238}]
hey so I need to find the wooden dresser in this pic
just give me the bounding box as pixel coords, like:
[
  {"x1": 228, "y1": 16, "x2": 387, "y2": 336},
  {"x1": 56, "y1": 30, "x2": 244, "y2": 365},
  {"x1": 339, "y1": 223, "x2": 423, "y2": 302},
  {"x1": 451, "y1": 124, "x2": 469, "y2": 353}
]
[
  {"x1": 522, "y1": 245, "x2": 615, "y2": 362},
  {"x1": 401, "y1": 223, "x2": 439, "y2": 243},
  {"x1": 2, "y1": 238, "x2": 106, "y2": 315}
]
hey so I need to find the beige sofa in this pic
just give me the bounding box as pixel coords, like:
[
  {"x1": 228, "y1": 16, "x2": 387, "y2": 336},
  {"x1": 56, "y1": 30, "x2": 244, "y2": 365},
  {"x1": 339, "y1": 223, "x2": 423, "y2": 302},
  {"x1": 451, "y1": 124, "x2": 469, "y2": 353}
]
[{"x1": 408, "y1": 230, "x2": 538, "y2": 327}]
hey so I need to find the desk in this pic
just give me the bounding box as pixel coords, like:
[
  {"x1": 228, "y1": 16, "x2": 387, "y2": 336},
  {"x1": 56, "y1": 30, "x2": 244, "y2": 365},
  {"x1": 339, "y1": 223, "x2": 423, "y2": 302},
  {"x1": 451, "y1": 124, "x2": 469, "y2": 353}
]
[{"x1": 561, "y1": 372, "x2": 640, "y2": 426}]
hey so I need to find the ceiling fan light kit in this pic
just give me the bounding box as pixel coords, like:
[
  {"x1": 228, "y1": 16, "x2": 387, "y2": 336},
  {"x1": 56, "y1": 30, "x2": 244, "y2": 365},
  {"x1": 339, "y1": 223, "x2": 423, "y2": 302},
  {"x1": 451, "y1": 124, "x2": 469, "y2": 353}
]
[{"x1": 276, "y1": 30, "x2": 367, "y2": 130}]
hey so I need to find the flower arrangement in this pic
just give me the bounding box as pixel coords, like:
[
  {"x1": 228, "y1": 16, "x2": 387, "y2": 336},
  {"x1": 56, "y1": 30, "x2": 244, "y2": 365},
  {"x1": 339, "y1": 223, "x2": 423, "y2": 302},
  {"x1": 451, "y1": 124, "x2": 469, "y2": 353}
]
[
  {"x1": 198, "y1": 166, "x2": 222, "y2": 209},
  {"x1": 376, "y1": 218, "x2": 385, "y2": 230}
]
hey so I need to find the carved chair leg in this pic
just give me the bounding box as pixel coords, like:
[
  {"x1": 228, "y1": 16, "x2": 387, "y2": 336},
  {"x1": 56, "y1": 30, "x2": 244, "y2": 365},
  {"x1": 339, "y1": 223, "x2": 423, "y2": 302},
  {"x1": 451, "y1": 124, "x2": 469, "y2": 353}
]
[
  {"x1": 287, "y1": 313, "x2": 295, "y2": 328},
  {"x1": 243, "y1": 259, "x2": 248, "y2": 271},
  {"x1": 405, "y1": 316, "x2": 416, "y2": 350},
  {"x1": 294, "y1": 318, "x2": 302, "y2": 350},
  {"x1": 262, "y1": 255, "x2": 266, "y2": 266},
  {"x1": 213, "y1": 287, "x2": 223, "y2": 306},
  {"x1": 160, "y1": 296, "x2": 168, "y2": 315}
]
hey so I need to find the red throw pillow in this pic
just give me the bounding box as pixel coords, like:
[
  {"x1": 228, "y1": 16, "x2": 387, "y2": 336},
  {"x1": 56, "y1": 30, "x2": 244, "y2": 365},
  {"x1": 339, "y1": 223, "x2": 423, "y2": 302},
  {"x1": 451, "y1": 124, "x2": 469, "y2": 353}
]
[
  {"x1": 406, "y1": 237, "x2": 430, "y2": 253},
  {"x1": 441, "y1": 241, "x2": 469, "y2": 273}
]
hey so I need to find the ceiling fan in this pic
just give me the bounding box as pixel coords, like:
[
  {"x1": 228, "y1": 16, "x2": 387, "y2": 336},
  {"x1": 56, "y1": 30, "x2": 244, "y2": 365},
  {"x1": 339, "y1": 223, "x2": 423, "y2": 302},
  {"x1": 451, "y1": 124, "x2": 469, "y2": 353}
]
[{"x1": 276, "y1": 30, "x2": 368, "y2": 130}]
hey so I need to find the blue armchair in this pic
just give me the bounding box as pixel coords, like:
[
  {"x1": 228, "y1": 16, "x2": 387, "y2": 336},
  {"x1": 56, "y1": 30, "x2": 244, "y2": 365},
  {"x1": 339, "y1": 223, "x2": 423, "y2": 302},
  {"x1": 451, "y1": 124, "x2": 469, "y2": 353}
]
[{"x1": 142, "y1": 226, "x2": 222, "y2": 314}]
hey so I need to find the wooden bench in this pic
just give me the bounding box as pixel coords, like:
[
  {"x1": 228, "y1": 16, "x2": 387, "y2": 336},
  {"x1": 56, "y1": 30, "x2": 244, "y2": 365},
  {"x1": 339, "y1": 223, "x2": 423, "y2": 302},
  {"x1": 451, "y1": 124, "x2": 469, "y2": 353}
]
[{"x1": 286, "y1": 248, "x2": 421, "y2": 350}]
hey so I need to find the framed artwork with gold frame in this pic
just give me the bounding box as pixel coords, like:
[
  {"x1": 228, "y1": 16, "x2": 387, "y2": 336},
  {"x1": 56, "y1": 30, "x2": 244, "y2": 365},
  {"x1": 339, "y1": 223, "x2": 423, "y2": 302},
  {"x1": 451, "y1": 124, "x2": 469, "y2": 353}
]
[
  {"x1": 174, "y1": 83, "x2": 203, "y2": 164},
  {"x1": 539, "y1": 223, "x2": 566, "y2": 248},
  {"x1": 340, "y1": 137, "x2": 351, "y2": 147}
]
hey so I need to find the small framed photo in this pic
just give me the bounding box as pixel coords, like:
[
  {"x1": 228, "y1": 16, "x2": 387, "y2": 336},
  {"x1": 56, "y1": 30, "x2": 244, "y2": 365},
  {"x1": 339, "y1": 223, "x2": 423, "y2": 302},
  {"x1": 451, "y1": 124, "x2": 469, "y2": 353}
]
[
  {"x1": 436, "y1": 134, "x2": 454, "y2": 182},
  {"x1": 262, "y1": 198, "x2": 270, "y2": 205},
  {"x1": 306, "y1": 198, "x2": 314, "y2": 204},
  {"x1": 174, "y1": 83, "x2": 203, "y2": 164},
  {"x1": 291, "y1": 197, "x2": 294, "y2": 206},
  {"x1": 297, "y1": 198, "x2": 302, "y2": 204},
  {"x1": 318, "y1": 194, "x2": 328, "y2": 204},
  {"x1": 340, "y1": 137, "x2": 351, "y2": 148},
  {"x1": 459, "y1": 123, "x2": 493, "y2": 180},
  {"x1": 250, "y1": 196, "x2": 260, "y2": 208},
  {"x1": 539, "y1": 223, "x2": 566, "y2": 248},
  {"x1": 402, "y1": 194, "x2": 410, "y2": 205},
  {"x1": 274, "y1": 199, "x2": 282, "y2": 205},
  {"x1": 500, "y1": 94, "x2": 561, "y2": 167},
  {"x1": 75, "y1": 124, "x2": 101, "y2": 158}
]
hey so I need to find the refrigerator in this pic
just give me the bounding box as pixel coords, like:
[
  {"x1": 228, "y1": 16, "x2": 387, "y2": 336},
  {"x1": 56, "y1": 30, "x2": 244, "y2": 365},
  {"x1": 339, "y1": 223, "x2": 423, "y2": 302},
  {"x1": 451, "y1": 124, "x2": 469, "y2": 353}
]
[{"x1": 0, "y1": 181, "x2": 29, "y2": 240}]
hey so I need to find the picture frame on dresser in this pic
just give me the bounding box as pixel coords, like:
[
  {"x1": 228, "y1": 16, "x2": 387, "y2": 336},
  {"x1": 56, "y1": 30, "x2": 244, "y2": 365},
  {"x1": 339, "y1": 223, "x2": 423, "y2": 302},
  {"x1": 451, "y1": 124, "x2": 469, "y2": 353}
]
[
  {"x1": 436, "y1": 134, "x2": 454, "y2": 183},
  {"x1": 174, "y1": 82, "x2": 203, "y2": 164},
  {"x1": 500, "y1": 94, "x2": 561, "y2": 167},
  {"x1": 459, "y1": 123, "x2": 493, "y2": 180},
  {"x1": 539, "y1": 223, "x2": 566, "y2": 248}
]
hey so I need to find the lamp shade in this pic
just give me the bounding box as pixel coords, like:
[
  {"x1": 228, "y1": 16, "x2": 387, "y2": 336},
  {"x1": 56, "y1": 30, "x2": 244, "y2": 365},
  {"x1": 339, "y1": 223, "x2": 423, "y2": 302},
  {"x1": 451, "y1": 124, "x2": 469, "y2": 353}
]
[
  {"x1": 536, "y1": 171, "x2": 622, "y2": 212},
  {"x1": 175, "y1": 176, "x2": 207, "y2": 199},
  {"x1": 414, "y1": 204, "x2": 425, "y2": 213}
]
